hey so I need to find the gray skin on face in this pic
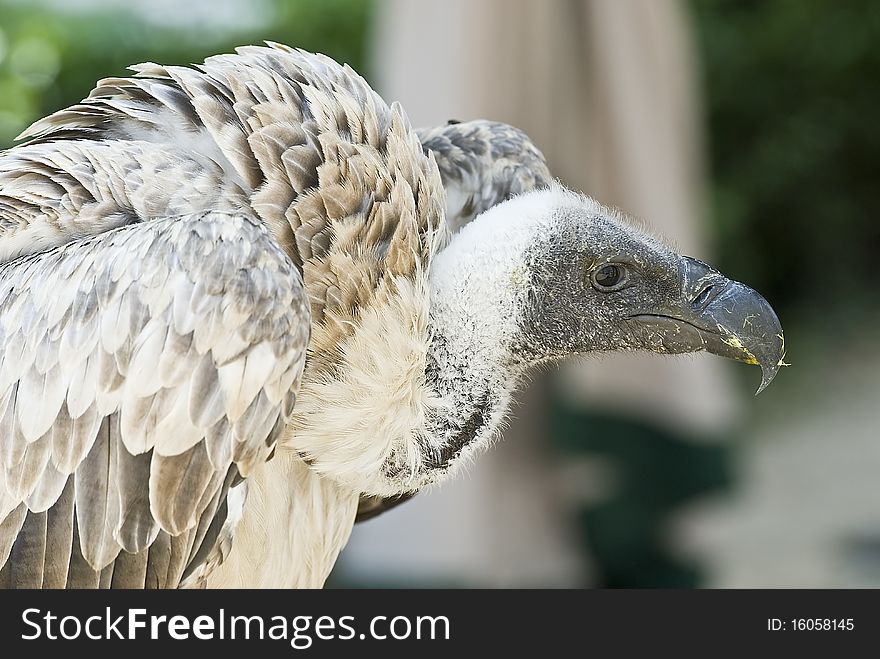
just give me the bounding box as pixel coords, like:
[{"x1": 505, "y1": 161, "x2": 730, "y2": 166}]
[{"x1": 517, "y1": 204, "x2": 784, "y2": 392}]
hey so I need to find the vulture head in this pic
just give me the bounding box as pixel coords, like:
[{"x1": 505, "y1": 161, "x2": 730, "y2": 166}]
[
  {"x1": 419, "y1": 183, "x2": 785, "y2": 488},
  {"x1": 509, "y1": 188, "x2": 782, "y2": 391}
]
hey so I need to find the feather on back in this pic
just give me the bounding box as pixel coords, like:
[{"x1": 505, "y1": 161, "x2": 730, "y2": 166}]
[{"x1": 12, "y1": 43, "x2": 447, "y2": 373}]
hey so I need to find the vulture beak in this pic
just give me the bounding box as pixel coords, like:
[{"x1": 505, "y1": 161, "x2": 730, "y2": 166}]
[{"x1": 631, "y1": 257, "x2": 786, "y2": 394}]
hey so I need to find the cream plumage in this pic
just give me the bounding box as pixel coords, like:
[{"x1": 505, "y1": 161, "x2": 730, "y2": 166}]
[{"x1": 0, "y1": 44, "x2": 784, "y2": 588}]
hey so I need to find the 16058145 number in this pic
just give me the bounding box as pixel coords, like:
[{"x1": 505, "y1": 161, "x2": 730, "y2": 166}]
[{"x1": 790, "y1": 618, "x2": 854, "y2": 631}]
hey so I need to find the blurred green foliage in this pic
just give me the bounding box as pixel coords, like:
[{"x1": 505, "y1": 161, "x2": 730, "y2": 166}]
[{"x1": 692, "y1": 0, "x2": 880, "y2": 320}]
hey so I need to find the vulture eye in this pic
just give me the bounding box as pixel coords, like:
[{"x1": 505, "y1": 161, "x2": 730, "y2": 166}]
[{"x1": 590, "y1": 263, "x2": 627, "y2": 291}]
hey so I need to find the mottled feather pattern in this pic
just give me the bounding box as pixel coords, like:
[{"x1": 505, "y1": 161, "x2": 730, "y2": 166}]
[
  {"x1": 14, "y1": 45, "x2": 445, "y2": 370},
  {"x1": 0, "y1": 140, "x2": 250, "y2": 263},
  {"x1": 416, "y1": 120, "x2": 551, "y2": 232},
  {"x1": 0, "y1": 211, "x2": 308, "y2": 587}
]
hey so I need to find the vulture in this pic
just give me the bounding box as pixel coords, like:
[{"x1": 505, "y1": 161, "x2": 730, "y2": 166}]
[{"x1": 0, "y1": 44, "x2": 784, "y2": 588}]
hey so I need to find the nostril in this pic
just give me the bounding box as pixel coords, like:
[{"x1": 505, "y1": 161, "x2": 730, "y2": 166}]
[{"x1": 691, "y1": 284, "x2": 715, "y2": 309}]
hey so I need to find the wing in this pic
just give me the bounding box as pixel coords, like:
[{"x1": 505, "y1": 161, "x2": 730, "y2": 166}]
[
  {"x1": 0, "y1": 210, "x2": 308, "y2": 588},
  {"x1": 416, "y1": 119, "x2": 552, "y2": 232},
  {"x1": 353, "y1": 492, "x2": 415, "y2": 524},
  {"x1": 0, "y1": 140, "x2": 251, "y2": 264}
]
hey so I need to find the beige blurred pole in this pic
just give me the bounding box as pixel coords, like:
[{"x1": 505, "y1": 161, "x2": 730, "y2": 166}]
[{"x1": 338, "y1": 0, "x2": 738, "y2": 586}]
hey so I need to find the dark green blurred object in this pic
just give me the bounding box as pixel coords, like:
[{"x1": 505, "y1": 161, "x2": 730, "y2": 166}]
[
  {"x1": 692, "y1": 0, "x2": 880, "y2": 323},
  {"x1": 553, "y1": 403, "x2": 732, "y2": 588}
]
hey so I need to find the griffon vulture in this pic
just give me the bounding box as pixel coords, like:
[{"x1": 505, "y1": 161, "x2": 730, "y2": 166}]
[{"x1": 0, "y1": 44, "x2": 784, "y2": 588}]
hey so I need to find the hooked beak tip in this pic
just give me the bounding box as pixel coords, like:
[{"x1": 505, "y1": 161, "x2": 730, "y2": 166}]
[{"x1": 754, "y1": 332, "x2": 787, "y2": 395}]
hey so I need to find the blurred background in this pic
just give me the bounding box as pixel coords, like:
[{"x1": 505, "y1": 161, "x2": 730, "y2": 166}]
[{"x1": 1, "y1": 0, "x2": 878, "y2": 587}]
